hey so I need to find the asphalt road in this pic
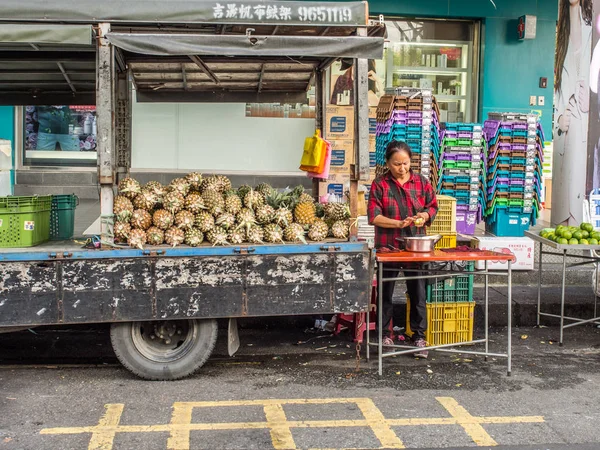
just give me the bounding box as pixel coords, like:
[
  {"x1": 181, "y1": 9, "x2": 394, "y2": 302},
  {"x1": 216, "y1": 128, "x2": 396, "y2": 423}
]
[{"x1": 1, "y1": 324, "x2": 600, "y2": 450}]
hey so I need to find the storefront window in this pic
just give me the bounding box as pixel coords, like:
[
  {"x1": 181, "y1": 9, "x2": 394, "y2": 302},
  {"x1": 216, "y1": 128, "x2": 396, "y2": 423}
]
[
  {"x1": 24, "y1": 105, "x2": 97, "y2": 166},
  {"x1": 383, "y1": 19, "x2": 479, "y2": 123}
]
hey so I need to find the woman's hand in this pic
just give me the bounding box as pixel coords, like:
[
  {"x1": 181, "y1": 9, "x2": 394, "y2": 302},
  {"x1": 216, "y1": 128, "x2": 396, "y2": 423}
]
[
  {"x1": 414, "y1": 212, "x2": 429, "y2": 227},
  {"x1": 558, "y1": 110, "x2": 571, "y2": 133},
  {"x1": 396, "y1": 217, "x2": 415, "y2": 228}
]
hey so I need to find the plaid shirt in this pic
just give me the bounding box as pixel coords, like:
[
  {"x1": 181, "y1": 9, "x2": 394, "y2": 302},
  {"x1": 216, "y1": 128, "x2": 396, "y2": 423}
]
[{"x1": 368, "y1": 171, "x2": 438, "y2": 249}]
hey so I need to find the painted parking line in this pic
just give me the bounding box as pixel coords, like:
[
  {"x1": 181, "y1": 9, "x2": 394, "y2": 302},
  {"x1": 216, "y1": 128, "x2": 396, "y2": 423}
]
[{"x1": 40, "y1": 397, "x2": 545, "y2": 450}]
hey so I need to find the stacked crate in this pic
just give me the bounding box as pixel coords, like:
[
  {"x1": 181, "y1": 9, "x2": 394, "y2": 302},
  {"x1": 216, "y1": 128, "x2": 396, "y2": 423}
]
[
  {"x1": 375, "y1": 88, "x2": 441, "y2": 180},
  {"x1": 484, "y1": 113, "x2": 543, "y2": 236},
  {"x1": 435, "y1": 123, "x2": 487, "y2": 234}
]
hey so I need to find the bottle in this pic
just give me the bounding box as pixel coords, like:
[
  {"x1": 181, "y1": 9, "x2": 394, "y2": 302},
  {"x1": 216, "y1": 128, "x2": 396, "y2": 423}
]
[
  {"x1": 83, "y1": 116, "x2": 92, "y2": 135},
  {"x1": 92, "y1": 116, "x2": 97, "y2": 136}
]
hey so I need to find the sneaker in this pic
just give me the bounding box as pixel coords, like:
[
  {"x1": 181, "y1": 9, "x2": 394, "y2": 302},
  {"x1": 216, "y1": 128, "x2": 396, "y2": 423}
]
[
  {"x1": 382, "y1": 337, "x2": 394, "y2": 347},
  {"x1": 413, "y1": 338, "x2": 428, "y2": 359}
]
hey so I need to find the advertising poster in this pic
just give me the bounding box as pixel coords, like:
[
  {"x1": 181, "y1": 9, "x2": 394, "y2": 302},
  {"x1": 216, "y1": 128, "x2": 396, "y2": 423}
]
[
  {"x1": 552, "y1": 0, "x2": 593, "y2": 225},
  {"x1": 588, "y1": 2, "x2": 600, "y2": 192}
]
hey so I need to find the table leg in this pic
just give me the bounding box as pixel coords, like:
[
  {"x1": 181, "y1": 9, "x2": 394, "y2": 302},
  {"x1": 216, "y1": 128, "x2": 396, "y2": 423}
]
[
  {"x1": 507, "y1": 259, "x2": 512, "y2": 376},
  {"x1": 378, "y1": 263, "x2": 383, "y2": 376},
  {"x1": 485, "y1": 260, "x2": 489, "y2": 361},
  {"x1": 560, "y1": 249, "x2": 566, "y2": 346},
  {"x1": 537, "y1": 241, "x2": 543, "y2": 327}
]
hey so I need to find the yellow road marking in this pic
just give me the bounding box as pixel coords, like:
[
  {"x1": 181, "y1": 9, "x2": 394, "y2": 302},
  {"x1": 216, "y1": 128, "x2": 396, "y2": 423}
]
[
  {"x1": 264, "y1": 403, "x2": 296, "y2": 449},
  {"x1": 40, "y1": 397, "x2": 545, "y2": 450},
  {"x1": 87, "y1": 404, "x2": 124, "y2": 450},
  {"x1": 436, "y1": 397, "x2": 497, "y2": 446}
]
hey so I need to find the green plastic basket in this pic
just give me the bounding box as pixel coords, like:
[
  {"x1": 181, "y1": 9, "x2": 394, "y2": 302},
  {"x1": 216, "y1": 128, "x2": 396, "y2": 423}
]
[
  {"x1": 426, "y1": 261, "x2": 474, "y2": 303},
  {"x1": 50, "y1": 194, "x2": 79, "y2": 240},
  {"x1": 0, "y1": 196, "x2": 52, "y2": 248}
]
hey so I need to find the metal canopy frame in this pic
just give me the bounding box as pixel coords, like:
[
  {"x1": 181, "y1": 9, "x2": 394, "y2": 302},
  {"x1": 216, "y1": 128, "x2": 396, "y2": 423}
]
[{"x1": 0, "y1": 6, "x2": 384, "y2": 242}]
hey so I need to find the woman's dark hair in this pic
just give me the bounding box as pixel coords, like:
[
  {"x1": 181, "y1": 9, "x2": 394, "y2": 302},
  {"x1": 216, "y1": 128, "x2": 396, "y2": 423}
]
[
  {"x1": 555, "y1": 0, "x2": 593, "y2": 91},
  {"x1": 385, "y1": 140, "x2": 412, "y2": 161}
]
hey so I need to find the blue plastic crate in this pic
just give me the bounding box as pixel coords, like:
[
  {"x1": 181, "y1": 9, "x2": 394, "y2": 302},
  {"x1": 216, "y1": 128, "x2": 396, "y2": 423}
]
[{"x1": 485, "y1": 207, "x2": 533, "y2": 237}]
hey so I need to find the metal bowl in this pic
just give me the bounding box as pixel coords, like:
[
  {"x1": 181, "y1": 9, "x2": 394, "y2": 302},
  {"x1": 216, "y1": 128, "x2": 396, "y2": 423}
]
[{"x1": 396, "y1": 235, "x2": 441, "y2": 252}]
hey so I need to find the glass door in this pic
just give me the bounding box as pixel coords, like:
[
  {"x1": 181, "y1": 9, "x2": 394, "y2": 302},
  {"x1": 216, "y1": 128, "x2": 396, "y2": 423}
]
[{"x1": 383, "y1": 19, "x2": 480, "y2": 123}]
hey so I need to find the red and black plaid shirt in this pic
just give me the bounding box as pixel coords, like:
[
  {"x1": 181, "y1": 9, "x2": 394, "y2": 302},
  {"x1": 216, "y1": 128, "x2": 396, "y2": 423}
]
[{"x1": 367, "y1": 171, "x2": 438, "y2": 249}]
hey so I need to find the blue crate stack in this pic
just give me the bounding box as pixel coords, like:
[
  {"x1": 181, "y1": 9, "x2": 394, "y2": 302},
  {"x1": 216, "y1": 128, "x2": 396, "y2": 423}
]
[
  {"x1": 436, "y1": 123, "x2": 488, "y2": 235},
  {"x1": 375, "y1": 88, "x2": 441, "y2": 181},
  {"x1": 483, "y1": 112, "x2": 544, "y2": 236}
]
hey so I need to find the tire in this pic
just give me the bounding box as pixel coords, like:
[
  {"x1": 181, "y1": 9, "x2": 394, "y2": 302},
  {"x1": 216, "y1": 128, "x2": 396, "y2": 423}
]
[{"x1": 110, "y1": 319, "x2": 218, "y2": 380}]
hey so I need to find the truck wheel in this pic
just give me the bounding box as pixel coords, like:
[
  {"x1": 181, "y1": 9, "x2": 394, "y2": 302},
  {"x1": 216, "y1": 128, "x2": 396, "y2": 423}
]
[{"x1": 110, "y1": 319, "x2": 218, "y2": 380}]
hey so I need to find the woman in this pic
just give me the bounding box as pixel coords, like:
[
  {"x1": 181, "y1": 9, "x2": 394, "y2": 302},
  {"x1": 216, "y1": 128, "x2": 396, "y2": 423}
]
[
  {"x1": 552, "y1": 0, "x2": 593, "y2": 225},
  {"x1": 367, "y1": 140, "x2": 438, "y2": 358},
  {"x1": 330, "y1": 59, "x2": 383, "y2": 106}
]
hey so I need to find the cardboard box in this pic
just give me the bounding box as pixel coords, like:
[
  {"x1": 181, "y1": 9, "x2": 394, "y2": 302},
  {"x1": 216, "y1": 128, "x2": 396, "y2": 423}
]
[
  {"x1": 318, "y1": 173, "x2": 351, "y2": 198},
  {"x1": 544, "y1": 178, "x2": 552, "y2": 209},
  {"x1": 325, "y1": 106, "x2": 354, "y2": 140},
  {"x1": 329, "y1": 140, "x2": 354, "y2": 175},
  {"x1": 470, "y1": 236, "x2": 534, "y2": 271},
  {"x1": 369, "y1": 107, "x2": 377, "y2": 136}
]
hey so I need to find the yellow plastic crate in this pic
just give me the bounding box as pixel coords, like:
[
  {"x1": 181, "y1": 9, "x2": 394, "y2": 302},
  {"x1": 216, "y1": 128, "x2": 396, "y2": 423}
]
[
  {"x1": 435, "y1": 232, "x2": 457, "y2": 250},
  {"x1": 428, "y1": 195, "x2": 457, "y2": 234},
  {"x1": 405, "y1": 301, "x2": 475, "y2": 346}
]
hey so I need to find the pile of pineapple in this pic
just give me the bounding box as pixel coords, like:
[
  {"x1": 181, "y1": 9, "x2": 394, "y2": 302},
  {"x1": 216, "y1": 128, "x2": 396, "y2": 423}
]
[{"x1": 113, "y1": 173, "x2": 351, "y2": 248}]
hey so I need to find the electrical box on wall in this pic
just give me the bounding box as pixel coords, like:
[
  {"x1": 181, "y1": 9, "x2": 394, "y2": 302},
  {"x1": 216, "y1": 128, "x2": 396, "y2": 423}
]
[{"x1": 517, "y1": 15, "x2": 537, "y2": 40}]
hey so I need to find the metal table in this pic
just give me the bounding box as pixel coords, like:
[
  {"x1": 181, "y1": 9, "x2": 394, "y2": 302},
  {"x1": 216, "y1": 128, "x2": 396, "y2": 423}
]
[
  {"x1": 525, "y1": 231, "x2": 600, "y2": 345},
  {"x1": 367, "y1": 249, "x2": 514, "y2": 376}
]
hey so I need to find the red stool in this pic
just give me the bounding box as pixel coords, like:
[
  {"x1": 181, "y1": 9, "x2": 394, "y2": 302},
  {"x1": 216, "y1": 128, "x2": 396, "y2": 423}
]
[{"x1": 334, "y1": 278, "x2": 394, "y2": 343}]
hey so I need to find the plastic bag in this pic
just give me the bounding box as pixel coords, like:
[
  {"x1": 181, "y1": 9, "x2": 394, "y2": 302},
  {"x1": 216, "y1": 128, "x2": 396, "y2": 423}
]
[
  {"x1": 300, "y1": 130, "x2": 327, "y2": 172},
  {"x1": 307, "y1": 140, "x2": 332, "y2": 179}
]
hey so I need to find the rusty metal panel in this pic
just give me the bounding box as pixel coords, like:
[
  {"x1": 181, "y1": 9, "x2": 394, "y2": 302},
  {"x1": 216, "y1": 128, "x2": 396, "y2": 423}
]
[
  {"x1": 61, "y1": 259, "x2": 153, "y2": 323},
  {"x1": 246, "y1": 253, "x2": 332, "y2": 316},
  {"x1": 154, "y1": 257, "x2": 244, "y2": 319},
  {"x1": 333, "y1": 252, "x2": 370, "y2": 313},
  {"x1": 0, "y1": 262, "x2": 58, "y2": 325}
]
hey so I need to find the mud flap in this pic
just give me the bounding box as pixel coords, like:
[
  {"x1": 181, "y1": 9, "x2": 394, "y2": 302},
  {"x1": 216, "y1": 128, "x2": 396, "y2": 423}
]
[{"x1": 228, "y1": 318, "x2": 240, "y2": 356}]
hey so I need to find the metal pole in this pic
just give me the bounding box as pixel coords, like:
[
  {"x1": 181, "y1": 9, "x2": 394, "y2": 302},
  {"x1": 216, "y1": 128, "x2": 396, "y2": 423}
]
[
  {"x1": 536, "y1": 241, "x2": 543, "y2": 326},
  {"x1": 507, "y1": 259, "x2": 512, "y2": 376},
  {"x1": 97, "y1": 23, "x2": 116, "y2": 245},
  {"x1": 485, "y1": 259, "x2": 489, "y2": 360},
  {"x1": 560, "y1": 249, "x2": 566, "y2": 346},
  {"x1": 313, "y1": 68, "x2": 326, "y2": 200},
  {"x1": 378, "y1": 262, "x2": 383, "y2": 376},
  {"x1": 366, "y1": 271, "x2": 371, "y2": 361}
]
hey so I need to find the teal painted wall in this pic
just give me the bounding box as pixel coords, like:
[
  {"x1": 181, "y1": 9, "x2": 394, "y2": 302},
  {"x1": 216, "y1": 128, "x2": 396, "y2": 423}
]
[
  {"x1": 364, "y1": 0, "x2": 558, "y2": 137},
  {"x1": 0, "y1": 106, "x2": 15, "y2": 191}
]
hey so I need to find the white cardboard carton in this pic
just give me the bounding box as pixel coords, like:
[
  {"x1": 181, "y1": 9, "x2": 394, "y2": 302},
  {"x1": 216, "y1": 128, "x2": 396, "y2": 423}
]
[{"x1": 471, "y1": 236, "x2": 534, "y2": 271}]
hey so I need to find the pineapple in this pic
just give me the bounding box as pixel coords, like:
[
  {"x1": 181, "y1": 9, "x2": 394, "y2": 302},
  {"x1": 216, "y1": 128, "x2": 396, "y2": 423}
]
[
  {"x1": 298, "y1": 192, "x2": 314, "y2": 204},
  {"x1": 128, "y1": 228, "x2": 147, "y2": 249},
  {"x1": 263, "y1": 224, "x2": 284, "y2": 244},
  {"x1": 331, "y1": 220, "x2": 349, "y2": 240},
  {"x1": 294, "y1": 201, "x2": 317, "y2": 225},
  {"x1": 133, "y1": 188, "x2": 159, "y2": 211},
  {"x1": 153, "y1": 209, "x2": 174, "y2": 230},
  {"x1": 163, "y1": 190, "x2": 185, "y2": 214},
  {"x1": 175, "y1": 210, "x2": 195, "y2": 230},
  {"x1": 165, "y1": 226, "x2": 185, "y2": 247},
  {"x1": 224, "y1": 190, "x2": 243, "y2": 215},
  {"x1": 235, "y1": 208, "x2": 256, "y2": 233},
  {"x1": 114, "y1": 221, "x2": 131, "y2": 243},
  {"x1": 206, "y1": 227, "x2": 229, "y2": 246},
  {"x1": 215, "y1": 213, "x2": 236, "y2": 230},
  {"x1": 195, "y1": 211, "x2": 215, "y2": 233},
  {"x1": 145, "y1": 181, "x2": 167, "y2": 200},
  {"x1": 237, "y1": 184, "x2": 252, "y2": 200},
  {"x1": 255, "y1": 204, "x2": 275, "y2": 225},
  {"x1": 185, "y1": 172, "x2": 203, "y2": 191},
  {"x1": 200, "y1": 175, "x2": 220, "y2": 193},
  {"x1": 228, "y1": 229, "x2": 246, "y2": 245},
  {"x1": 246, "y1": 225, "x2": 264, "y2": 244},
  {"x1": 273, "y1": 207, "x2": 294, "y2": 227},
  {"x1": 184, "y1": 228, "x2": 204, "y2": 247},
  {"x1": 315, "y1": 202, "x2": 325, "y2": 219},
  {"x1": 131, "y1": 209, "x2": 153, "y2": 230},
  {"x1": 169, "y1": 177, "x2": 191, "y2": 197},
  {"x1": 308, "y1": 219, "x2": 329, "y2": 242},
  {"x1": 255, "y1": 182, "x2": 273, "y2": 199},
  {"x1": 324, "y1": 203, "x2": 350, "y2": 221},
  {"x1": 146, "y1": 226, "x2": 165, "y2": 246},
  {"x1": 202, "y1": 190, "x2": 225, "y2": 216},
  {"x1": 185, "y1": 192, "x2": 206, "y2": 214},
  {"x1": 113, "y1": 196, "x2": 134, "y2": 223},
  {"x1": 243, "y1": 189, "x2": 264, "y2": 210},
  {"x1": 118, "y1": 177, "x2": 141, "y2": 199},
  {"x1": 216, "y1": 175, "x2": 232, "y2": 193},
  {"x1": 284, "y1": 223, "x2": 307, "y2": 244}
]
